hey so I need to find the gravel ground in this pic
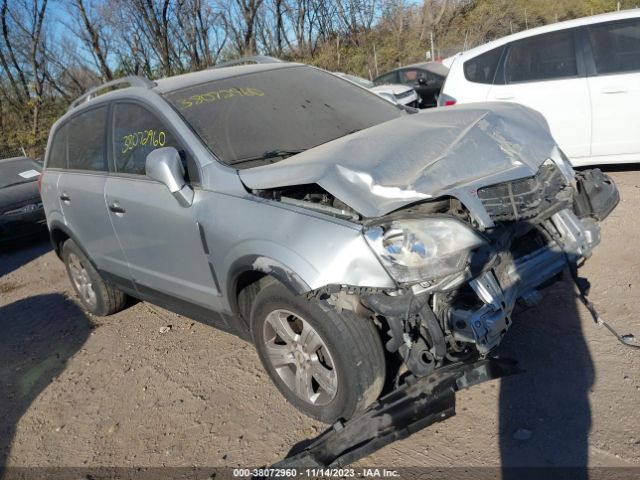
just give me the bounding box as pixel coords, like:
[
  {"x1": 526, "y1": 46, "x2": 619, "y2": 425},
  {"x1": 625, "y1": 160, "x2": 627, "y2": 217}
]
[{"x1": 0, "y1": 169, "x2": 639, "y2": 470}]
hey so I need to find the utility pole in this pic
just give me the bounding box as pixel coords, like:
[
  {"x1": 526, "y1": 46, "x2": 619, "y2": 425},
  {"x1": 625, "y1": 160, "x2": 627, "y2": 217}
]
[
  {"x1": 373, "y1": 44, "x2": 379, "y2": 77},
  {"x1": 430, "y1": 31, "x2": 435, "y2": 61}
]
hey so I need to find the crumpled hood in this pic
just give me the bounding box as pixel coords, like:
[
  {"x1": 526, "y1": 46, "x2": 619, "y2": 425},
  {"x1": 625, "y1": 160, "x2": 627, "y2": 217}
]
[{"x1": 239, "y1": 102, "x2": 559, "y2": 218}]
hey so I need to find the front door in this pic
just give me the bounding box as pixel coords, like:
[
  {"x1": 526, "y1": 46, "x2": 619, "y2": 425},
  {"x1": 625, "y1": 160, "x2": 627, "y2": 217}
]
[{"x1": 105, "y1": 101, "x2": 222, "y2": 312}]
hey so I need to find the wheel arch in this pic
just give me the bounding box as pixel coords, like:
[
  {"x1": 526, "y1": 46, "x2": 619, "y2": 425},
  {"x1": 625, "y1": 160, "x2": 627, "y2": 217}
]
[
  {"x1": 227, "y1": 255, "x2": 311, "y2": 321},
  {"x1": 48, "y1": 221, "x2": 94, "y2": 267}
]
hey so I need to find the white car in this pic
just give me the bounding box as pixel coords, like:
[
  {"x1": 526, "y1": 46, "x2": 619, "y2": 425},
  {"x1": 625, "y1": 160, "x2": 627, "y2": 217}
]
[
  {"x1": 332, "y1": 72, "x2": 419, "y2": 108},
  {"x1": 439, "y1": 9, "x2": 640, "y2": 166}
]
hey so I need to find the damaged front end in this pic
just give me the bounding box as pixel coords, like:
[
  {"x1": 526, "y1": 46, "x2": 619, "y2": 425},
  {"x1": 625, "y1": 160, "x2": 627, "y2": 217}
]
[
  {"x1": 241, "y1": 102, "x2": 619, "y2": 377},
  {"x1": 358, "y1": 164, "x2": 618, "y2": 376}
]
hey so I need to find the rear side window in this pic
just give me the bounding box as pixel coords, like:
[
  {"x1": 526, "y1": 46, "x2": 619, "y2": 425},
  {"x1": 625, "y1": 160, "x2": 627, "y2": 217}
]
[
  {"x1": 66, "y1": 106, "x2": 108, "y2": 171},
  {"x1": 112, "y1": 103, "x2": 183, "y2": 176},
  {"x1": 464, "y1": 46, "x2": 503, "y2": 84},
  {"x1": 47, "y1": 125, "x2": 67, "y2": 169},
  {"x1": 588, "y1": 19, "x2": 640, "y2": 74},
  {"x1": 504, "y1": 29, "x2": 577, "y2": 83}
]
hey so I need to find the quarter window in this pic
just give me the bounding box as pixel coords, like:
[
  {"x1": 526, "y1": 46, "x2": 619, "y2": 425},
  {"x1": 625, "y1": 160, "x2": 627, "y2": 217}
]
[
  {"x1": 587, "y1": 19, "x2": 640, "y2": 74},
  {"x1": 504, "y1": 30, "x2": 577, "y2": 83},
  {"x1": 464, "y1": 46, "x2": 503, "y2": 84},
  {"x1": 66, "y1": 106, "x2": 108, "y2": 171},
  {"x1": 112, "y1": 103, "x2": 184, "y2": 176}
]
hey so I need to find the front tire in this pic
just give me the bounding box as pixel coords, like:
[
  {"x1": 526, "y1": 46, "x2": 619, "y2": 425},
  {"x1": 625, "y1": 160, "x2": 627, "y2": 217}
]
[
  {"x1": 250, "y1": 280, "x2": 385, "y2": 423},
  {"x1": 62, "y1": 239, "x2": 127, "y2": 316}
]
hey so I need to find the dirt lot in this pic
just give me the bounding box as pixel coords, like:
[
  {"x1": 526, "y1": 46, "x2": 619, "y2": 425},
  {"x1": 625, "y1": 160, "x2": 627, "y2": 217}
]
[{"x1": 1, "y1": 169, "x2": 639, "y2": 471}]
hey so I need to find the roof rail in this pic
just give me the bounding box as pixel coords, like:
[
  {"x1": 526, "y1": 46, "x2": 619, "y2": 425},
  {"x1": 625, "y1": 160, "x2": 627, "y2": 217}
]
[
  {"x1": 68, "y1": 76, "x2": 156, "y2": 111},
  {"x1": 213, "y1": 55, "x2": 285, "y2": 69}
]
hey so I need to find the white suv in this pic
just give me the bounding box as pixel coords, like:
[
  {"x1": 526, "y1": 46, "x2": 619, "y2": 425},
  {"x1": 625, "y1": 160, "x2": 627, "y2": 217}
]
[{"x1": 439, "y1": 9, "x2": 640, "y2": 166}]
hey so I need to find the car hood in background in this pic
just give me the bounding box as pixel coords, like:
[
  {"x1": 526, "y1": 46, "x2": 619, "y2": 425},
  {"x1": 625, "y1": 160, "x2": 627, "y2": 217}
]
[
  {"x1": 0, "y1": 181, "x2": 40, "y2": 210},
  {"x1": 239, "y1": 102, "x2": 559, "y2": 218}
]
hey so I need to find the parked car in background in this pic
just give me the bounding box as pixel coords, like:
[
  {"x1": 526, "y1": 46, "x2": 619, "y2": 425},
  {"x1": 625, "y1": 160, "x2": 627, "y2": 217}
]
[
  {"x1": 374, "y1": 62, "x2": 448, "y2": 108},
  {"x1": 439, "y1": 9, "x2": 640, "y2": 167},
  {"x1": 41, "y1": 63, "x2": 617, "y2": 425},
  {"x1": 0, "y1": 156, "x2": 45, "y2": 242},
  {"x1": 332, "y1": 72, "x2": 419, "y2": 107}
]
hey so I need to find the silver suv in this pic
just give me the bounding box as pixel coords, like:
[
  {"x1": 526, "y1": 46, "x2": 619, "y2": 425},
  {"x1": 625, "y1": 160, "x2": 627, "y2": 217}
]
[{"x1": 41, "y1": 62, "x2": 618, "y2": 423}]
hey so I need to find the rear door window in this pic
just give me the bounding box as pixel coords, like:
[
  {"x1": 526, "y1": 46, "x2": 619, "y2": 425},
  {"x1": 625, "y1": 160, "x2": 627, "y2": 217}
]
[
  {"x1": 587, "y1": 19, "x2": 640, "y2": 74},
  {"x1": 66, "y1": 106, "x2": 108, "y2": 171},
  {"x1": 504, "y1": 29, "x2": 578, "y2": 83},
  {"x1": 47, "y1": 125, "x2": 67, "y2": 169},
  {"x1": 464, "y1": 46, "x2": 504, "y2": 84},
  {"x1": 111, "y1": 103, "x2": 185, "y2": 176}
]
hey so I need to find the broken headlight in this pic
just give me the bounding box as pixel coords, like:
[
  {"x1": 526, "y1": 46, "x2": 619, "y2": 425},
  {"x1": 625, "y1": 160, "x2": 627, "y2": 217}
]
[{"x1": 364, "y1": 217, "x2": 487, "y2": 285}]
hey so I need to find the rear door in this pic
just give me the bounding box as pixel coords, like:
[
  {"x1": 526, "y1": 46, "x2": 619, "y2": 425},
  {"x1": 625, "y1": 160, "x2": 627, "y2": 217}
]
[
  {"x1": 584, "y1": 18, "x2": 640, "y2": 161},
  {"x1": 488, "y1": 28, "x2": 592, "y2": 161},
  {"x1": 56, "y1": 105, "x2": 130, "y2": 279},
  {"x1": 104, "y1": 101, "x2": 223, "y2": 313}
]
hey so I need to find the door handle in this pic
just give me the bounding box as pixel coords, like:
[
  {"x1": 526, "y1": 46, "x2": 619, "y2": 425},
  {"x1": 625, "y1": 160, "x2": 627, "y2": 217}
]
[
  {"x1": 59, "y1": 193, "x2": 71, "y2": 203},
  {"x1": 600, "y1": 87, "x2": 627, "y2": 94},
  {"x1": 494, "y1": 95, "x2": 515, "y2": 100},
  {"x1": 108, "y1": 202, "x2": 126, "y2": 214}
]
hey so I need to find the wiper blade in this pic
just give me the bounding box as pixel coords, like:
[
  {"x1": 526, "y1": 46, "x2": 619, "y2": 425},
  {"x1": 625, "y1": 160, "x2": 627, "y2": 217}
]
[
  {"x1": 262, "y1": 149, "x2": 305, "y2": 159},
  {"x1": 230, "y1": 149, "x2": 305, "y2": 166}
]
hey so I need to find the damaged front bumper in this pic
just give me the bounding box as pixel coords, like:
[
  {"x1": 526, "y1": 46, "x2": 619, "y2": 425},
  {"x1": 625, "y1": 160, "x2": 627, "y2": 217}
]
[
  {"x1": 361, "y1": 168, "x2": 619, "y2": 360},
  {"x1": 445, "y1": 167, "x2": 618, "y2": 355},
  {"x1": 449, "y1": 208, "x2": 600, "y2": 354}
]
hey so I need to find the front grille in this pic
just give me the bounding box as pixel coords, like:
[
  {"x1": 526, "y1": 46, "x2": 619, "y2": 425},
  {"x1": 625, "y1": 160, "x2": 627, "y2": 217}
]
[{"x1": 477, "y1": 163, "x2": 568, "y2": 221}]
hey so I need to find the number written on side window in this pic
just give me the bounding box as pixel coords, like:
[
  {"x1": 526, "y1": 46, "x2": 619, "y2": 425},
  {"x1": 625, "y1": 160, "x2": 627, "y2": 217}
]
[
  {"x1": 112, "y1": 103, "x2": 182, "y2": 176},
  {"x1": 121, "y1": 129, "x2": 167, "y2": 154}
]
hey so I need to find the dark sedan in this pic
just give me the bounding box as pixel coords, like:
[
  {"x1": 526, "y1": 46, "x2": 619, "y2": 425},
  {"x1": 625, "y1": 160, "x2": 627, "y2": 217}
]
[
  {"x1": 0, "y1": 156, "x2": 46, "y2": 242},
  {"x1": 373, "y1": 61, "x2": 448, "y2": 108}
]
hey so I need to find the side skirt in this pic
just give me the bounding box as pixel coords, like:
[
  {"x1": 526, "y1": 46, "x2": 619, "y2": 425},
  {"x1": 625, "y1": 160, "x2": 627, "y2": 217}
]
[{"x1": 98, "y1": 270, "x2": 250, "y2": 341}]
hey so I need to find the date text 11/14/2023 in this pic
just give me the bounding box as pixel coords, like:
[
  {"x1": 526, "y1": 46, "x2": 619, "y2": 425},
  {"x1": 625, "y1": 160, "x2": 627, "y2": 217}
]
[{"x1": 232, "y1": 468, "x2": 400, "y2": 477}]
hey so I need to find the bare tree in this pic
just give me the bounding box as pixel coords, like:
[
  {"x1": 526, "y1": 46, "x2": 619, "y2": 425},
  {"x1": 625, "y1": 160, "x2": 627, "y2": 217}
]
[{"x1": 70, "y1": 0, "x2": 113, "y2": 80}]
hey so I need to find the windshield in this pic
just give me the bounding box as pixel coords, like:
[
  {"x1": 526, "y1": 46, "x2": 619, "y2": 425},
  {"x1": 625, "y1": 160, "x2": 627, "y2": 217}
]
[
  {"x1": 163, "y1": 65, "x2": 404, "y2": 168},
  {"x1": 0, "y1": 157, "x2": 42, "y2": 189}
]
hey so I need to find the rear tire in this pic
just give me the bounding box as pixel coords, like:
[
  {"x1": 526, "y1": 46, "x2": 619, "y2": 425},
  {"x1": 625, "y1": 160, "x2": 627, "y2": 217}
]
[
  {"x1": 250, "y1": 279, "x2": 385, "y2": 423},
  {"x1": 62, "y1": 239, "x2": 127, "y2": 316}
]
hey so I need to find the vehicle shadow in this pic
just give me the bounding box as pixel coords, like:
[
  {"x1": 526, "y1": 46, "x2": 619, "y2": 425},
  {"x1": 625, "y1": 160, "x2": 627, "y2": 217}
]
[
  {"x1": 0, "y1": 231, "x2": 51, "y2": 277},
  {"x1": 497, "y1": 276, "x2": 593, "y2": 477},
  {"x1": 0, "y1": 294, "x2": 92, "y2": 468}
]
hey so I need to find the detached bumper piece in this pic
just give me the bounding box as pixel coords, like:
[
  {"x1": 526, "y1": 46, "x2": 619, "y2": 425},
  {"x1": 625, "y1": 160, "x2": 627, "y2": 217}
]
[{"x1": 273, "y1": 358, "x2": 519, "y2": 468}]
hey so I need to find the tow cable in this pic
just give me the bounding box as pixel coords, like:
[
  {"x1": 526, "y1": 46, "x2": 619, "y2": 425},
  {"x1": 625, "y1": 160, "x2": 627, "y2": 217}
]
[{"x1": 569, "y1": 261, "x2": 640, "y2": 350}]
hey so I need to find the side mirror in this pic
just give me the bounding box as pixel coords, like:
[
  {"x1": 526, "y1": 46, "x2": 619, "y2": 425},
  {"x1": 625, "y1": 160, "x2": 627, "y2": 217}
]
[
  {"x1": 417, "y1": 77, "x2": 427, "y2": 86},
  {"x1": 145, "y1": 147, "x2": 194, "y2": 207}
]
